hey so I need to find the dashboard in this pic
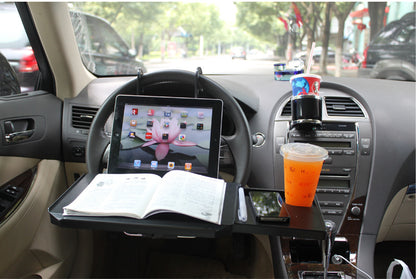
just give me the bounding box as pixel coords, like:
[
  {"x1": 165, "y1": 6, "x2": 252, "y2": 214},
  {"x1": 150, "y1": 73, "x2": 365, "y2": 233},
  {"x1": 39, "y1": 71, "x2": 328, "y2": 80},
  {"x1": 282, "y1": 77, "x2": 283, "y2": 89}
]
[{"x1": 61, "y1": 73, "x2": 415, "y2": 277}]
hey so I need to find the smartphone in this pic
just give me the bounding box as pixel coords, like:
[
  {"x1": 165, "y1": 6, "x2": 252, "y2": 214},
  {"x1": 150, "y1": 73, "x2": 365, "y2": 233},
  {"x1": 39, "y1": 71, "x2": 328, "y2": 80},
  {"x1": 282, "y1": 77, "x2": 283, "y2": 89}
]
[{"x1": 248, "y1": 190, "x2": 290, "y2": 223}]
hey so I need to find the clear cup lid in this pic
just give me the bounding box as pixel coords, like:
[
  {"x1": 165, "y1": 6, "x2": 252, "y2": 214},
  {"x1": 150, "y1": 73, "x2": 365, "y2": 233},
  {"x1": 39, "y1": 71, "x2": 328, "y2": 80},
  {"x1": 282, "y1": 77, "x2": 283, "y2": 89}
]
[{"x1": 280, "y1": 143, "x2": 328, "y2": 162}]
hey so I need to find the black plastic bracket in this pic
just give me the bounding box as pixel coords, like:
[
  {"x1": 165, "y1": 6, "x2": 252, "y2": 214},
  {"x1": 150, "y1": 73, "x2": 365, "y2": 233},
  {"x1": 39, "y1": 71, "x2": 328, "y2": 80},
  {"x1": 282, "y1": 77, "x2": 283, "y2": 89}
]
[
  {"x1": 194, "y1": 67, "x2": 203, "y2": 98},
  {"x1": 136, "y1": 68, "x2": 144, "y2": 95}
]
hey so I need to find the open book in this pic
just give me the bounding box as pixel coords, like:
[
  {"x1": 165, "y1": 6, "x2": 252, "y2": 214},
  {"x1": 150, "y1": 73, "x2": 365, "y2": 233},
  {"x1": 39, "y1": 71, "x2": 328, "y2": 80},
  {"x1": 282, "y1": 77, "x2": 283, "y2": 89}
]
[{"x1": 63, "y1": 170, "x2": 227, "y2": 225}]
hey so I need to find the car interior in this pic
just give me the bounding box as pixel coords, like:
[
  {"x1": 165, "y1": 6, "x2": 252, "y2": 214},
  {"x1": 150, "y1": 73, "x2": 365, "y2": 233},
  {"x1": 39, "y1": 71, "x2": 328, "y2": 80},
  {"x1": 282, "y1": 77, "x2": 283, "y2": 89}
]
[{"x1": 0, "y1": 2, "x2": 414, "y2": 279}]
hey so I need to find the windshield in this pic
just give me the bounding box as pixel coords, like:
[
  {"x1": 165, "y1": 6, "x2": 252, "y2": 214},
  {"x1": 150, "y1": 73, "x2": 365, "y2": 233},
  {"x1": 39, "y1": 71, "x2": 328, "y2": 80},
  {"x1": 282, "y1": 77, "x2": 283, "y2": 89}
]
[{"x1": 69, "y1": 2, "x2": 416, "y2": 80}]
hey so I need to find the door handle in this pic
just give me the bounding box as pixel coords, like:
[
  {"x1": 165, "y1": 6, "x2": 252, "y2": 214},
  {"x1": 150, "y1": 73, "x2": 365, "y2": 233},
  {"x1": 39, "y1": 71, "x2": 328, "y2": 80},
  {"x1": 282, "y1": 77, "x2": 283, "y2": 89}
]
[
  {"x1": 5, "y1": 130, "x2": 34, "y2": 143},
  {"x1": 3, "y1": 119, "x2": 35, "y2": 143}
]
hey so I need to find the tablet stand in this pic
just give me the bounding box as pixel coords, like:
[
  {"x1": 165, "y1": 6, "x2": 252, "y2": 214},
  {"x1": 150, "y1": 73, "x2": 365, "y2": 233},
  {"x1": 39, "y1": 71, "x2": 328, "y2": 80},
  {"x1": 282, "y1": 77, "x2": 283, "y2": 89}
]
[
  {"x1": 136, "y1": 68, "x2": 144, "y2": 95},
  {"x1": 194, "y1": 67, "x2": 203, "y2": 98}
]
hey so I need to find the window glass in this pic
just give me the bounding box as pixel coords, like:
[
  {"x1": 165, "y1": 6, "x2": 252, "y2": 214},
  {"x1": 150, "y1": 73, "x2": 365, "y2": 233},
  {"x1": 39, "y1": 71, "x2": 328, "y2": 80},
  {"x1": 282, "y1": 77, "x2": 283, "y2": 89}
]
[
  {"x1": 372, "y1": 24, "x2": 400, "y2": 45},
  {"x1": 0, "y1": 3, "x2": 40, "y2": 94},
  {"x1": 69, "y1": 2, "x2": 415, "y2": 81},
  {"x1": 396, "y1": 25, "x2": 415, "y2": 44},
  {"x1": 409, "y1": 29, "x2": 416, "y2": 44}
]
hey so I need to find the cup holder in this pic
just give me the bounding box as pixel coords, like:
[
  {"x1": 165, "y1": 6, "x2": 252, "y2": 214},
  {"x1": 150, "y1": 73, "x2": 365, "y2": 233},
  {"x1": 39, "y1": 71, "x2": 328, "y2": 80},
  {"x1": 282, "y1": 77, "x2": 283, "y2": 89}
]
[{"x1": 291, "y1": 95, "x2": 322, "y2": 129}]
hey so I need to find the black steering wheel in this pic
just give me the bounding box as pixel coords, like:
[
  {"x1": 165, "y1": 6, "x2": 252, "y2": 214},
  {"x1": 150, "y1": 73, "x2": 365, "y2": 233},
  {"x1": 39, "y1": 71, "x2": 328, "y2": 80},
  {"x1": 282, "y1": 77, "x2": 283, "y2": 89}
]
[{"x1": 86, "y1": 70, "x2": 252, "y2": 185}]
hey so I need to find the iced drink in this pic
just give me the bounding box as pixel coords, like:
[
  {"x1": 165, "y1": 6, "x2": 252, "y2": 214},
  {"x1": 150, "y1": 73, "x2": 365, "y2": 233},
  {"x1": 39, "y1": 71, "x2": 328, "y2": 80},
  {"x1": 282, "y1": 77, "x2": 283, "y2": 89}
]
[{"x1": 280, "y1": 143, "x2": 328, "y2": 207}]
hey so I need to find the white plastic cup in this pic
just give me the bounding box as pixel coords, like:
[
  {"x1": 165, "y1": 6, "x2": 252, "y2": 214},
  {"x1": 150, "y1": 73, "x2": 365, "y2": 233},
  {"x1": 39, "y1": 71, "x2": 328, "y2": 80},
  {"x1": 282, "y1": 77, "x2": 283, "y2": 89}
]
[{"x1": 280, "y1": 143, "x2": 328, "y2": 207}]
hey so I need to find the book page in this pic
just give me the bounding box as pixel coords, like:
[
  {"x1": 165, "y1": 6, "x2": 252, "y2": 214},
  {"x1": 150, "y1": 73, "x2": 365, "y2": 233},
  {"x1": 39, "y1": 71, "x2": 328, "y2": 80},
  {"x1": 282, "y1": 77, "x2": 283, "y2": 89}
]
[
  {"x1": 63, "y1": 173, "x2": 161, "y2": 218},
  {"x1": 144, "y1": 170, "x2": 226, "y2": 224}
]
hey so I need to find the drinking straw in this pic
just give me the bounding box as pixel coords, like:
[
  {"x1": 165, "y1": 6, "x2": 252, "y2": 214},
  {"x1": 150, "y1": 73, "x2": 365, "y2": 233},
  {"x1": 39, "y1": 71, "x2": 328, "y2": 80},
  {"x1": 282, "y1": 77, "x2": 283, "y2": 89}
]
[{"x1": 306, "y1": 42, "x2": 315, "y2": 74}]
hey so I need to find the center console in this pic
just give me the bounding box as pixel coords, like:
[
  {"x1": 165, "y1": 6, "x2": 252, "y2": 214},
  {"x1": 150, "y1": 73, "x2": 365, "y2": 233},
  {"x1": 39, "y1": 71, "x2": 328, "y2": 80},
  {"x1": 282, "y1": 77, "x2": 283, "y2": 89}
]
[
  {"x1": 274, "y1": 92, "x2": 373, "y2": 278},
  {"x1": 288, "y1": 122, "x2": 358, "y2": 228}
]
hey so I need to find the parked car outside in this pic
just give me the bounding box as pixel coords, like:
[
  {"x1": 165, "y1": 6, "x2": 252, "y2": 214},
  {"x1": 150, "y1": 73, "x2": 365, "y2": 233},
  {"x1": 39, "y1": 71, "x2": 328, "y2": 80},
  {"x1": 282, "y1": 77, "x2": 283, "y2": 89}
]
[
  {"x1": 295, "y1": 46, "x2": 336, "y2": 63},
  {"x1": 0, "y1": 3, "x2": 39, "y2": 92},
  {"x1": 70, "y1": 11, "x2": 147, "y2": 76},
  {"x1": 359, "y1": 11, "x2": 416, "y2": 81}
]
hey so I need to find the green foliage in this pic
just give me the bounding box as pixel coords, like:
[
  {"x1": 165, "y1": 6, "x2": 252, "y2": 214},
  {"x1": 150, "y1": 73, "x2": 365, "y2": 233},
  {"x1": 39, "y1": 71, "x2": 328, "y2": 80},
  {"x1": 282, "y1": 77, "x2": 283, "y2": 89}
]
[
  {"x1": 236, "y1": 2, "x2": 290, "y2": 44},
  {"x1": 333, "y1": 2, "x2": 356, "y2": 17}
]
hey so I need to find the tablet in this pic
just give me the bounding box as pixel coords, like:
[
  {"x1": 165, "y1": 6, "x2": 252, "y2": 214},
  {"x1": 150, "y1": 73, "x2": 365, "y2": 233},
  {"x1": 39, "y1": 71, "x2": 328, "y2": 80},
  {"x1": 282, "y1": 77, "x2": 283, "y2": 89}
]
[{"x1": 107, "y1": 95, "x2": 223, "y2": 178}]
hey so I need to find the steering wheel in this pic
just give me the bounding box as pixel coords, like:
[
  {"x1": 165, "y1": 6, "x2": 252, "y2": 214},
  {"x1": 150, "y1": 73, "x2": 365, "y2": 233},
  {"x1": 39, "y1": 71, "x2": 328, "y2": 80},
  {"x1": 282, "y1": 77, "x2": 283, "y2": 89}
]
[{"x1": 86, "y1": 70, "x2": 252, "y2": 185}]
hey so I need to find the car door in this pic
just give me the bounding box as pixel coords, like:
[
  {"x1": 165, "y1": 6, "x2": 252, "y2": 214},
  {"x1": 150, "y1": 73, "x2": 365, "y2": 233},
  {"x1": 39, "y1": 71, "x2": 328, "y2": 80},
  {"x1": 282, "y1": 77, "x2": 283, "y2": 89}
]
[{"x1": 0, "y1": 3, "x2": 77, "y2": 277}]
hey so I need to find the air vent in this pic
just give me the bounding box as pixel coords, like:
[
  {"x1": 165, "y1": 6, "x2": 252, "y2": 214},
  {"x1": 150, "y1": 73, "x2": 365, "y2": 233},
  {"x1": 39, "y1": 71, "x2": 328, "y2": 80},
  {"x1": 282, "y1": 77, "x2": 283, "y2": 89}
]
[
  {"x1": 281, "y1": 100, "x2": 292, "y2": 116},
  {"x1": 72, "y1": 106, "x2": 98, "y2": 129},
  {"x1": 325, "y1": 97, "x2": 364, "y2": 117}
]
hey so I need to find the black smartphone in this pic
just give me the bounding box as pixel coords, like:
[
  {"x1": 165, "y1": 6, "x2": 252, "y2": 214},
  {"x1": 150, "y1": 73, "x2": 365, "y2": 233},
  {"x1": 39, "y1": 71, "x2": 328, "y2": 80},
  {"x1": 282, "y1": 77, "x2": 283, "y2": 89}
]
[{"x1": 248, "y1": 190, "x2": 290, "y2": 223}]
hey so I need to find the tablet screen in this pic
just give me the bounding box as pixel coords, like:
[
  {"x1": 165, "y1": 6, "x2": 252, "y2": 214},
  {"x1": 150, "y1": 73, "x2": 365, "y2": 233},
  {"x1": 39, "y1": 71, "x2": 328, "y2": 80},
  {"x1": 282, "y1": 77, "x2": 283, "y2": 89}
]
[{"x1": 107, "y1": 95, "x2": 223, "y2": 178}]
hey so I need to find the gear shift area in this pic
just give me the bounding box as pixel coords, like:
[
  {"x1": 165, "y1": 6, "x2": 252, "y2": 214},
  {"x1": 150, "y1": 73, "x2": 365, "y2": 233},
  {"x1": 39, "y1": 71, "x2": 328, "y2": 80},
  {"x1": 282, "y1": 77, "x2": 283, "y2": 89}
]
[{"x1": 289, "y1": 219, "x2": 351, "y2": 279}]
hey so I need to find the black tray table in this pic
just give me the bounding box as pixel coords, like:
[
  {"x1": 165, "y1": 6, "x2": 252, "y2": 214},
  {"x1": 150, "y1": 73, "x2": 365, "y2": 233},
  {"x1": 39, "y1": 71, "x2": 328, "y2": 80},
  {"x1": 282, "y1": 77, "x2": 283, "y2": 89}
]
[{"x1": 49, "y1": 174, "x2": 326, "y2": 240}]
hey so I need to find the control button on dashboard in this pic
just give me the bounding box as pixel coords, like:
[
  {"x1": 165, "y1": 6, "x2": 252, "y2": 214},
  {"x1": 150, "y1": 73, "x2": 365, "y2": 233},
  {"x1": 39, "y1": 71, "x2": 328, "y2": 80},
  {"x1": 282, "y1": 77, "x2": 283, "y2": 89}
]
[
  {"x1": 361, "y1": 138, "x2": 370, "y2": 145},
  {"x1": 329, "y1": 150, "x2": 343, "y2": 155},
  {"x1": 324, "y1": 157, "x2": 333, "y2": 164},
  {"x1": 322, "y1": 209, "x2": 343, "y2": 215},
  {"x1": 351, "y1": 206, "x2": 361, "y2": 216},
  {"x1": 343, "y1": 150, "x2": 355, "y2": 155},
  {"x1": 323, "y1": 201, "x2": 344, "y2": 207},
  {"x1": 6, "y1": 189, "x2": 17, "y2": 196},
  {"x1": 360, "y1": 138, "x2": 371, "y2": 155},
  {"x1": 72, "y1": 146, "x2": 85, "y2": 157}
]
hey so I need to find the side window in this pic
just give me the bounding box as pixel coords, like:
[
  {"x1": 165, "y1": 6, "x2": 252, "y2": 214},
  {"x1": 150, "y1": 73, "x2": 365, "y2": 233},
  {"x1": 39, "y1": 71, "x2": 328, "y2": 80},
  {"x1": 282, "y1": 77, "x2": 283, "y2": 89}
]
[
  {"x1": 372, "y1": 24, "x2": 399, "y2": 45},
  {"x1": 409, "y1": 29, "x2": 416, "y2": 44},
  {"x1": 395, "y1": 25, "x2": 415, "y2": 44},
  {"x1": 0, "y1": 3, "x2": 40, "y2": 95}
]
